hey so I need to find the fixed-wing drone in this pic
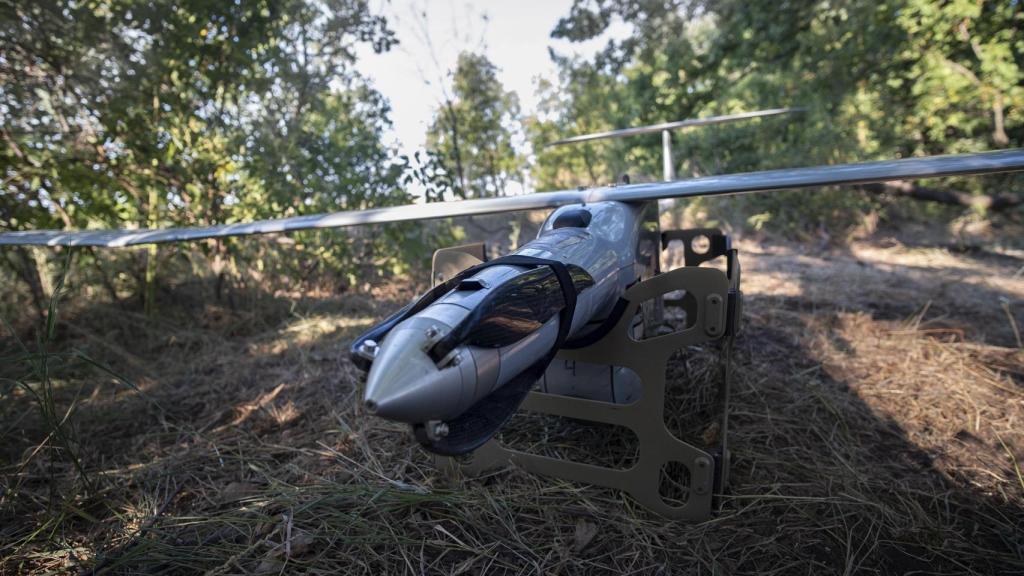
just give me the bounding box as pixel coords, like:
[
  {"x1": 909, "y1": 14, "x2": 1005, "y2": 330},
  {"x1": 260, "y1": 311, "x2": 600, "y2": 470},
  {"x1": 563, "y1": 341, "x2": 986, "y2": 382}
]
[{"x1": 4, "y1": 110, "x2": 1023, "y2": 517}]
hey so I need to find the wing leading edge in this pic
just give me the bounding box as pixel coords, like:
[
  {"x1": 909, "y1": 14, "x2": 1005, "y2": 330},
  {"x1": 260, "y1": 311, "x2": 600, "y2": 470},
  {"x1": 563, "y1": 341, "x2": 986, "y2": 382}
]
[{"x1": 2, "y1": 149, "x2": 1023, "y2": 248}]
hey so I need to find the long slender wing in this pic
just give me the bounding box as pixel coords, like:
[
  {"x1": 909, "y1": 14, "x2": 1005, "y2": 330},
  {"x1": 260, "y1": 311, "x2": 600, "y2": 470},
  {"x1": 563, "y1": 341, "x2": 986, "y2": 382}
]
[
  {"x1": 0, "y1": 190, "x2": 586, "y2": 247},
  {"x1": 2, "y1": 149, "x2": 1023, "y2": 247},
  {"x1": 590, "y1": 148, "x2": 1024, "y2": 203},
  {"x1": 546, "y1": 108, "x2": 804, "y2": 146}
]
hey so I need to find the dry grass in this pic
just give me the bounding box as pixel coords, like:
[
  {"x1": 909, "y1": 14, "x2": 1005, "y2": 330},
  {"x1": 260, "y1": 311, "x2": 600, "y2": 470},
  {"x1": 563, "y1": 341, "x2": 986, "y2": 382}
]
[{"x1": 1, "y1": 234, "x2": 1022, "y2": 575}]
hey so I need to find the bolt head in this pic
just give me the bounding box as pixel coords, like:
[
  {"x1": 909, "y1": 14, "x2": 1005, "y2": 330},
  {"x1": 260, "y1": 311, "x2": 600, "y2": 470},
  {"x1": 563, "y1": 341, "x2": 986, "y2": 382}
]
[{"x1": 359, "y1": 339, "x2": 379, "y2": 357}]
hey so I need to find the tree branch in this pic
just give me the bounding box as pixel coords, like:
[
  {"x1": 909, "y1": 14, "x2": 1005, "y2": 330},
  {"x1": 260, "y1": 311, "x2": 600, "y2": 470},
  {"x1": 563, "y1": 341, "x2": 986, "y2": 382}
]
[{"x1": 859, "y1": 181, "x2": 1023, "y2": 212}]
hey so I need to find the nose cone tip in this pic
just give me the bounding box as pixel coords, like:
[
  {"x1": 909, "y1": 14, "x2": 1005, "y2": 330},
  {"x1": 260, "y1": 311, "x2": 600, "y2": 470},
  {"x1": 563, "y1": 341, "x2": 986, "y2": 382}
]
[{"x1": 362, "y1": 318, "x2": 469, "y2": 423}]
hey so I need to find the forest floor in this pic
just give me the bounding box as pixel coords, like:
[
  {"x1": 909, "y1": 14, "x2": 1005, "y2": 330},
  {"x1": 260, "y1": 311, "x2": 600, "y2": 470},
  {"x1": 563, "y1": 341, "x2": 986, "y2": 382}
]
[{"x1": 1, "y1": 230, "x2": 1023, "y2": 574}]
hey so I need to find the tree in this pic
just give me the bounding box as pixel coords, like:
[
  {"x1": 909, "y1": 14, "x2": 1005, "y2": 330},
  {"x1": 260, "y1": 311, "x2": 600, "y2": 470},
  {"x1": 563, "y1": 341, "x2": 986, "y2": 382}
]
[
  {"x1": 535, "y1": 0, "x2": 1023, "y2": 233},
  {"x1": 0, "y1": 0, "x2": 437, "y2": 316},
  {"x1": 426, "y1": 52, "x2": 524, "y2": 199}
]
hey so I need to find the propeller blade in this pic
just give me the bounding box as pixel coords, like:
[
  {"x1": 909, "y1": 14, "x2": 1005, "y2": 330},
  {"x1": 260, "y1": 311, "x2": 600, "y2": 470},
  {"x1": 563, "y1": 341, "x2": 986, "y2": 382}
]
[
  {"x1": 545, "y1": 108, "x2": 805, "y2": 147},
  {"x1": 1, "y1": 149, "x2": 1022, "y2": 248}
]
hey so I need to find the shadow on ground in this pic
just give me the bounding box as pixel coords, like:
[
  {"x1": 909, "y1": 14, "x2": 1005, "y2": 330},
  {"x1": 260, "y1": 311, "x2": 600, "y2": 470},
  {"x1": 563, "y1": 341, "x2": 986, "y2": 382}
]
[{"x1": 1, "y1": 236, "x2": 1022, "y2": 574}]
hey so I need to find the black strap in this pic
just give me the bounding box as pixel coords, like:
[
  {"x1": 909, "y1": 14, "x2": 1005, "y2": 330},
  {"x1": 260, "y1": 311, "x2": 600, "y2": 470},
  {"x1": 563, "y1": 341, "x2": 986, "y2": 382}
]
[
  {"x1": 412, "y1": 255, "x2": 580, "y2": 456},
  {"x1": 428, "y1": 255, "x2": 578, "y2": 364},
  {"x1": 350, "y1": 258, "x2": 495, "y2": 370},
  {"x1": 352, "y1": 253, "x2": 583, "y2": 456},
  {"x1": 349, "y1": 302, "x2": 414, "y2": 372},
  {"x1": 352, "y1": 254, "x2": 582, "y2": 373},
  {"x1": 562, "y1": 296, "x2": 630, "y2": 350}
]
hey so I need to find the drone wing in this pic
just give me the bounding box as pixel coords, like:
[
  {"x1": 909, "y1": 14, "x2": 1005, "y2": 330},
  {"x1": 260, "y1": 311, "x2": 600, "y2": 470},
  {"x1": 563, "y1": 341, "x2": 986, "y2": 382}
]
[{"x1": 2, "y1": 149, "x2": 1022, "y2": 247}]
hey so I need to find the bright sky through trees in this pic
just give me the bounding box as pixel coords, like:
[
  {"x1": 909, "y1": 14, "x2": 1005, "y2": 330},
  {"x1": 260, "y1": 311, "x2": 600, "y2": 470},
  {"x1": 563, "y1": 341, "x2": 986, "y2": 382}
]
[
  {"x1": 2, "y1": 0, "x2": 1019, "y2": 319},
  {"x1": 354, "y1": 0, "x2": 632, "y2": 193}
]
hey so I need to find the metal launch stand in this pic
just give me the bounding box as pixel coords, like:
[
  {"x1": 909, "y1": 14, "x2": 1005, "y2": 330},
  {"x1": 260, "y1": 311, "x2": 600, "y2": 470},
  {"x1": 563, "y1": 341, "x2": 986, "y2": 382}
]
[{"x1": 431, "y1": 229, "x2": 741, "y2": 520}]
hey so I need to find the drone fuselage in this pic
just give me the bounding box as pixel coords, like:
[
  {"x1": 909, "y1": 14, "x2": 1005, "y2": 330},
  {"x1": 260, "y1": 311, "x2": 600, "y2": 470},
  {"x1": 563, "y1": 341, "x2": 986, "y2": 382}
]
[{"x1": 360, "y1": 200, "x2": 659, "y2": 452}]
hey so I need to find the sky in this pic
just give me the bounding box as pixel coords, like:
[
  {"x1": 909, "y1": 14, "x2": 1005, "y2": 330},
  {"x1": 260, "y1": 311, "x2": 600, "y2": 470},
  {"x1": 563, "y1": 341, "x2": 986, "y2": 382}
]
[{"x1": 353, "y1": 0, "x2": 631, "y2": 192}]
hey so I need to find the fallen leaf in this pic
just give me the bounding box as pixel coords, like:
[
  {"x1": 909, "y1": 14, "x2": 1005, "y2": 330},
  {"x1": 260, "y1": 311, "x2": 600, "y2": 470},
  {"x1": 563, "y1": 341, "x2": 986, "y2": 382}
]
[
  {"x1": 220, "y1": 481, "x2": 257, "y2": 502},
  {"x1": 255, "y1": 558, "x2": 284, "y2": 575},
  {"x1": 573, "y1": 519, "x2": 598, "y2": 553},
  {"x1": 288, "y1": 530, "x2": 315, "y2": 558},
  {"x1": 702, "y1": 421, "x2": 721, "y2": 445}
]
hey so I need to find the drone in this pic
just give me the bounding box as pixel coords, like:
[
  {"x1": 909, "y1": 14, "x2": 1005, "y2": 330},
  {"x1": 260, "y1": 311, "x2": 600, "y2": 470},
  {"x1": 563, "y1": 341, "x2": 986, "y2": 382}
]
[{"x1": 4, "y1": 109, "x2": 1022, "y2": 519}]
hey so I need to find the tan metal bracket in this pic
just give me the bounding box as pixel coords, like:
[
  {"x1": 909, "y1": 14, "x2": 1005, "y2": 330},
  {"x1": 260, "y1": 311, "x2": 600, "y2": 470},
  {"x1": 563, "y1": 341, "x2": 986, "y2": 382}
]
[{"x1": 429, "y1": 232, "x2": 740, "y2": 520}]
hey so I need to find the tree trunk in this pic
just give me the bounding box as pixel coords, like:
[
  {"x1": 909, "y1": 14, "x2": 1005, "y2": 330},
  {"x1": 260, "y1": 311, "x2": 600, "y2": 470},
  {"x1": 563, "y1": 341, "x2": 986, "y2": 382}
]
[
  {"x1": 143, "y1": 186, "x2": 159, "y2": 316},
  {"x1": 992, "y1": 93, "x2": 1009, "y2": 147},
  {"x1": 87, "y1": 248, "x2": 124, "y2": 308},
  {"x1": 443, "y1": 101, "x2": 468, "y2": 197},
  {"x1": 9, "y1": 247, "x2": 48, "y2": 322}
]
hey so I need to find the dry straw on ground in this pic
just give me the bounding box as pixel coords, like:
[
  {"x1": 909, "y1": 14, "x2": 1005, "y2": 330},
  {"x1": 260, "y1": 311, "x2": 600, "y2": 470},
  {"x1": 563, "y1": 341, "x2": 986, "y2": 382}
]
[{"x1": 1, "y1": 236, "x2": 1022, "y2": 574}]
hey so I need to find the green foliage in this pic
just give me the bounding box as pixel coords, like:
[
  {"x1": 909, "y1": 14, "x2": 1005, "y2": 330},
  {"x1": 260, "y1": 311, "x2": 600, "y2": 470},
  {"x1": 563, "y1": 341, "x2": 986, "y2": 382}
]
[
  {"x1": 1, "y1": 250, "x2": 148, "y2": 497},
  {"x1": 426, "y1": 52, "x2": 524, "y2": 199},
  {"x1": 535, "y1": 0, "x2": 1023, "y2": 235},
  {"x1": 0, "y1": 0, "x2": 448, "y2": 311}
]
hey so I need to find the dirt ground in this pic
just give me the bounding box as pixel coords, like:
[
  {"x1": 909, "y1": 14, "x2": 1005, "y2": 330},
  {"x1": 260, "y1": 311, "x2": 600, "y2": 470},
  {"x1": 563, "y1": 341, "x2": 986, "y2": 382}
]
[{"x1": 1, "y1": 232, "x2": 1022, "y2": 574}]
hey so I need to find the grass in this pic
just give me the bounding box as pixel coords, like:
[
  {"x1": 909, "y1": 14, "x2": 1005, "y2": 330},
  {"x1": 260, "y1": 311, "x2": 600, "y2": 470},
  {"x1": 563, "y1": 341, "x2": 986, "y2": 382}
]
[{"x1": 1, "y1": 233, "x2": 1022, "y2": 574}]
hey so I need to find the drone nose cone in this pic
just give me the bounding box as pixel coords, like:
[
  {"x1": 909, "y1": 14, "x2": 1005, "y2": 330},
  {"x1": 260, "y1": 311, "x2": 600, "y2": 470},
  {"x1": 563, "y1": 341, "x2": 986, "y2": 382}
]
[{"x1": 363, "y1": 318, "x2": 473, "y2": 423}]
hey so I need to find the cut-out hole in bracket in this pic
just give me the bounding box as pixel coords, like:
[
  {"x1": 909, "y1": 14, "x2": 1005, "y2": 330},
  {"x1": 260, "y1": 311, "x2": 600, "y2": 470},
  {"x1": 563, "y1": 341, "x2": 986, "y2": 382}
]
[
  {"x1": 663, "y1": 239, "x2": 687, "y2": 270},
  {"x1": 635, "y1": 291, "x2": 697, "y2": 340},
  {"x1": 499, "y1": 412, "x2": 640, "y2": 469},
  {"x1": 691, "y1": 234, "x2": 711, "y2": 255},
  {"x1": 659, "y1": 460, "x2": 692, "y2": 507},
  {"x1": 661, "y1": 290, "x2": 697, "y2": 329},
  {"x1": 664, "y1": 348, "x2": 726, "y2": 449}
]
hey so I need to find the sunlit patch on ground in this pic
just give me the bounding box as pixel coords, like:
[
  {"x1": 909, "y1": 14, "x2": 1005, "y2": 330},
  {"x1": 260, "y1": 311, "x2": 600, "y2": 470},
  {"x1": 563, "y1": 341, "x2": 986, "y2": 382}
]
[{"x1": 1, "y1": 235, "x2": 1022, "y2": 574}]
